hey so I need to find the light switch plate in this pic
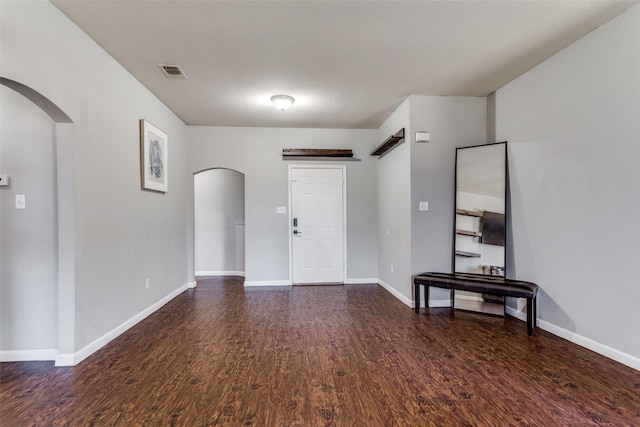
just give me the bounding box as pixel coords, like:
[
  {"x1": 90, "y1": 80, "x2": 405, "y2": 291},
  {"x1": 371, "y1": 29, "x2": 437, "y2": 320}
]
[
  {"x1": 16, "y1": 194, "x2": 26, "y2": 209},
  {"x1": 0, "y1": 175, "x2": 8, "y2": 186},
  {"x1": 276, "y1": 206, "x2": 287, "y2": 214},
  {"x1": 419, "y1": 201, "x2": 429, "y2": 211}
]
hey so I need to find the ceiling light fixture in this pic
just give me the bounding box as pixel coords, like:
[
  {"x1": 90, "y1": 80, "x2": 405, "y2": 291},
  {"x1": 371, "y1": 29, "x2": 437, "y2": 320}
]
[{"x1": 271, "y1": 95, "x2": 295, "y2": 111}]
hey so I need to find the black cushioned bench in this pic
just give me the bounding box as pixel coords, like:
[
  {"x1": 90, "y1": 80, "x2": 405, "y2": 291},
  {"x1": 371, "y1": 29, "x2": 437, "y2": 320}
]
[{"x1": 414, "y1": 272, "x2": 539, "y2": 335}]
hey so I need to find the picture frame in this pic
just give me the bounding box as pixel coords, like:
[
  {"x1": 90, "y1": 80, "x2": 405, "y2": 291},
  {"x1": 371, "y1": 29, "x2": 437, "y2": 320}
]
[{"x1": 140, "y1": 119, "x2": 168, "y2": 193}]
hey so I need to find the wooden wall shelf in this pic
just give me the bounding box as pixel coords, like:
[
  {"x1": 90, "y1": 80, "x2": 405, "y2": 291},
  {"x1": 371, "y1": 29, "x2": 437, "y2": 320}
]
[
  {"x1": 455, "y1": 250, "x2": 482, "y2": 258},
  {"x1": 456, "y1": 229, "x2": 482, "y2": 238},
  {"x1": 282, "y1": 148, "x2": 360, "y2": 161},
  {"x1": 283, "y1": 148, "x2": 352, "y2": 158},
  {"x1": 456, "y1": 208, "x2": 483, "y2": 217},
  {"x1": 371, "y1": 128, "x2": 405, "y2": 158}
]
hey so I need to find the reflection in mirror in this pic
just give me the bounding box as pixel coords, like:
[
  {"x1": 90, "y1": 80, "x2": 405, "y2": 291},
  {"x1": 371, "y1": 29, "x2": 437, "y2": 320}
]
[{"x1": 454, "y1": 142, "x2": 507, "y2": 315}]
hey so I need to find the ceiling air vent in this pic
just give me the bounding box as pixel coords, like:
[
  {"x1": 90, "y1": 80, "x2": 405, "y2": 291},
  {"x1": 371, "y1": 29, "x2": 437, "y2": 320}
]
[{"x1": 158, "y1": 64, "x2": 187, "y2": 79}]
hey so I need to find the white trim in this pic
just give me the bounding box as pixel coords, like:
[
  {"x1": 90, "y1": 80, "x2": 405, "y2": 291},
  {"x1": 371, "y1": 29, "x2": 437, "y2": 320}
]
[
  {"x1": 244, "y1": 280, "x2": 291, "y2": 287},
  {"x1": 195, "y1": 270, "x2": 245, "y2": 277},
  {"x1": 428, "y1": 298, "x2": 521, "y2": 312},
  {"x1": 454, "y1": 294, "x2": 482, "y2": 301},
  {"x1": 377, "y1": 279, "x2": 413, "y2": 307},
  {"x1": 54, "y1": 352, "x2": 75, "y2": 366},
  {"x1": 0, "y1": 348, "x2": 58, "y2": 362},
  {"x1": 288, "y1": 165, "x2": 347, "y2": 285},
  {"x1": 54, "y1": 281, "x2": 193, "y2": 367},
  {"x1": 415, "y1": 287, "x2": 453, "y2": 308},
  {"x1": 395, "y1": 285, "x2": 639, "y2": 371},
  {"x1": 341, "y1": 167, "x2": 348, "y2": 285},
  {"x1": 538, "y1": 320, "x2": 640, "y2": 371},
  {"x1": 344, "y1": 278, "x2": 378, "y2": 284},
  {"x1": 505, "y1": 304, "x2": 527, "y2": 322},
  {"x1": 428, "y1": 298, "x2": 453, "y2": 308}
]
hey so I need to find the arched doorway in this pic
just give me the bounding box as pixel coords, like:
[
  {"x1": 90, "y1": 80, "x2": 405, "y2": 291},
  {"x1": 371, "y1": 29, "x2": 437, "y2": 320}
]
[
  {"x1": 0, "y1": 77, "x2": 75, "y2": 364},
  {"x1": 194, "y1": 168, "x2": 245, "y2": 277}
]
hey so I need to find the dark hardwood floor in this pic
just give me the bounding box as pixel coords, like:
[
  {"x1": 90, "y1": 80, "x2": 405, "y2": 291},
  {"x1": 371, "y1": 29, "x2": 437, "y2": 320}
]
[{"x1": 2, "y1": 277, "x2": 639, "y2": 426}]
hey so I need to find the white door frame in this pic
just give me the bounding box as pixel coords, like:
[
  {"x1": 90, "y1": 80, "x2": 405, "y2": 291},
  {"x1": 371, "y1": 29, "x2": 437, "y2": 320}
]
[{"x1": 288, "y1": 164, "x2": 347, "y2": 285}]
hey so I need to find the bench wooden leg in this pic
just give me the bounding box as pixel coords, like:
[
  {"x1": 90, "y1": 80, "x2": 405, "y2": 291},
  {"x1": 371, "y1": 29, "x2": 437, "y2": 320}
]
[
  {"x1": 526, "y1": 297, "x2": 534, "y2": 336},
  {"x1": 415, "y1": 284, "x2": 431, "y2": 314}
]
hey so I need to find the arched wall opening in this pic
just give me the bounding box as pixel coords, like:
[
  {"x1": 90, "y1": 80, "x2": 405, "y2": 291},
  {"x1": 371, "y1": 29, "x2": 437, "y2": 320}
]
[
  {"x1": 193, "y1": 168, "x2": 245, "y2": 278},
  {"x1": 0, "y1": 77, "x2": 75, "y2": 364}
]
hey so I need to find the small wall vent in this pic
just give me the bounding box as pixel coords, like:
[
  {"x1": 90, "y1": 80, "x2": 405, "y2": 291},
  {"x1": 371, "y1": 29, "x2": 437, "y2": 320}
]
[{"x1": 158, "y1": 64, "x2": 188, "y2": 79}]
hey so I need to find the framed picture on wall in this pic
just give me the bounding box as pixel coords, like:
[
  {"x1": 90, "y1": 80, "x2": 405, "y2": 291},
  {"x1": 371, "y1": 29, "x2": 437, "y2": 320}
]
[{"x1": 140, "y1": 119, "x2": 168, "y2": 193}]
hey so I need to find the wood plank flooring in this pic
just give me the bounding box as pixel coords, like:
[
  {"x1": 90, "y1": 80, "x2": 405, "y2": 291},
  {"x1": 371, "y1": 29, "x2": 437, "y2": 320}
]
[{"x1": 2, "y1": 276, "x2": 639, "y2": 426}]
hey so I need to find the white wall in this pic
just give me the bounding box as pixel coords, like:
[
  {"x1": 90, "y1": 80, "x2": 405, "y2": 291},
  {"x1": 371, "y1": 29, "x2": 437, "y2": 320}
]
[
  {"x1": 1, "y1": 1, "x2": 192, "y2": 363},
  {"x1": 495, "y1": 4, "x2": 640, "y2": 365},
  {"x1": 194, "y1": 169, "x2": 245, "y2": 275},
  {"x1": 3, "y1": 0, "x2": 637, "y2": 371},
  {"x1": 374, "y1": 96, "x2": 486, "y2": 304},
  {"x1": 0, "y1": 85, "x2": 58, "y2": 353},
  {"x1": 409, "y1": 96, "x2": 487, "y2": 305},
  {"x1": 188, "y1": 126, "x2": 378, "y2": 284},
  {"x1": 375, "y1": 99, "x2": 412, "y2": 302}
]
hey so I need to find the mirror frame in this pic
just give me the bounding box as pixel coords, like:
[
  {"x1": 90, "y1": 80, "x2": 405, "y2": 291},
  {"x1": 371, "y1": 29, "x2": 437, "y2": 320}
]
[{"x1": 452, "y1": 141, "x2": 507, "y2": 277}]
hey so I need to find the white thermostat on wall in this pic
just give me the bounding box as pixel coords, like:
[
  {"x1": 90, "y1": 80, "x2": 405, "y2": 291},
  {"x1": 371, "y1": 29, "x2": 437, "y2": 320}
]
[
  {"x1": 0, "y1": 175, "x2": 9, "y2": 187},
  {"x1": 415, "y1": 131, "x2": 430, "y2": 143}
]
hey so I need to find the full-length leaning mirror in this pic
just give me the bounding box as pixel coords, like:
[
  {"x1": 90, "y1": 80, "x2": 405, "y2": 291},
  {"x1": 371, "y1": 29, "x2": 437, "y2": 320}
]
[{"x1": 453, "y1": 142, "x2": 507, "y2": 315}]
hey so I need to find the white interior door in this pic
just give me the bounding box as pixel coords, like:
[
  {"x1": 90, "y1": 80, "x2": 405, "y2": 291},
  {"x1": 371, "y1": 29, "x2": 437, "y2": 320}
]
[{"x1": 290, "y1": 167, "x2": 345, "y2": 284}]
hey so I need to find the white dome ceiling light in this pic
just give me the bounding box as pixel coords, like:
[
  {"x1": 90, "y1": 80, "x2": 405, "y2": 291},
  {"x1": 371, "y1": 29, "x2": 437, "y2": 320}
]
[{"x1": 271, "y1": 95, "x2": 295, "y2": 111}]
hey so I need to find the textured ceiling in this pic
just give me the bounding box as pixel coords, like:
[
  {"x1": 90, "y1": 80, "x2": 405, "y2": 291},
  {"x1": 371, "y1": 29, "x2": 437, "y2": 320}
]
[{"x1": 52, "y1": 0, "x2": 637, "y2": 129}]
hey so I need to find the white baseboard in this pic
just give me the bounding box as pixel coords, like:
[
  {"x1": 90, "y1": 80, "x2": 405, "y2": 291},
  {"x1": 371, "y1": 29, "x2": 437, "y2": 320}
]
[
  {"x1": 428, "y1": 298, "x2": 452, "y2": 308},
  {"x1": 455, "y1": 294, "x2": 482, "y2": 301},
  {"x1": 195, "y1": 270, "x2": 245, "y2": 277},
  {"x1": 344, "y1": 278, "x2": 378, "y2": 284},
  {"x1": 0, "y1": 348, "x2": 58, "y2": 362},
  {"x1": 45, "y1": 276, "x2": 639, "y2": 372},
  {"x1": 377, "y1": 279, "x2": 413, "y2": 307},
  {"x1": 244, "y1": 280, "x2": 291, "y2": 287},
  {"x1": 505, "y1": 305, "x2": 527, "y2": 322},
  {"x1": 387, "y1": 281, "x2": 639, "y2": 372},
  {"x1": 426, "y1": 300, "x2": 524, "y2": 313},
  {"x1": 538, "y1": 320, "x2": 640, "y2": 371},
  {"x1": 244, "y1": 278, "x2": 378, "y2": 286},
  {"x1": 55, "y1": 352, "x2": 75, "y2": 366},
  {"x1": 244, "y1": 278, "x2": 377, "y2": 287},
  {"x1": 55, "y1": 281, "x2": 194, "y2": 367}
]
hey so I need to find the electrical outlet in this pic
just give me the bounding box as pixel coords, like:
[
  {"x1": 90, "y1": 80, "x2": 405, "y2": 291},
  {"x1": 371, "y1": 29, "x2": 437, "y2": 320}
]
[
  {"x1": 145, "y1": 279, "x2": 150, "y2": 289},
  {"x1": 390, "y1": 264, "x2": 394, "y2": 273}
]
